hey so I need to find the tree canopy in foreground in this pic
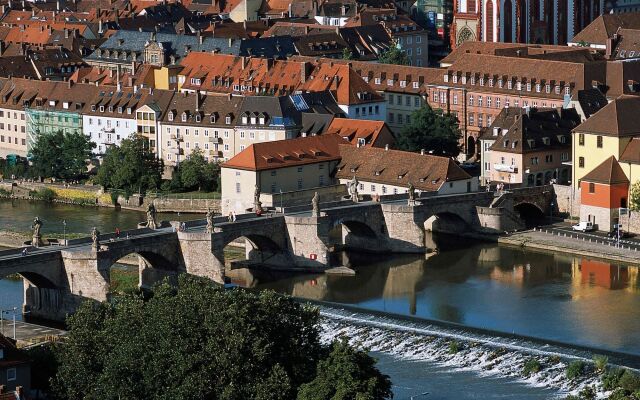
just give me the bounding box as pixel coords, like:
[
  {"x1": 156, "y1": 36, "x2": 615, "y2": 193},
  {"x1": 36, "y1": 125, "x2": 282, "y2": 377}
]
[
  {"x1": 53, "y1": 275, "x2": 392, "y2": 400},
  {"x1": 29, "y1": 130, "x2": 95, "y2": 180}
]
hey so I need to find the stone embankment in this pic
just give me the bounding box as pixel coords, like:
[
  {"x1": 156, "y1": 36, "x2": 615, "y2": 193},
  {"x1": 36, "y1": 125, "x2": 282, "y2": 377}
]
[
  {"x1": 500, "y1": 228, "x2": 640, "y2": 265},
  {"x1": 0, "y1": 181, "x2": 219, "y2": 213}
]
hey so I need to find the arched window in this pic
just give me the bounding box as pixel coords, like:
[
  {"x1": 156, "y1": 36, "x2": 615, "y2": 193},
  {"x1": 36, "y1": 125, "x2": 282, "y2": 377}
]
[{"x1": 503, "y1": 0, "x2": 513, "y2": 43}]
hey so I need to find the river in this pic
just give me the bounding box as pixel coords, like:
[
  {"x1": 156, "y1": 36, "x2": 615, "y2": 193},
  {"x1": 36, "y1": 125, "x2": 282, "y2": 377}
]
[{"x1": 2, "y1": 203, "x2": 640, "y2": 398}]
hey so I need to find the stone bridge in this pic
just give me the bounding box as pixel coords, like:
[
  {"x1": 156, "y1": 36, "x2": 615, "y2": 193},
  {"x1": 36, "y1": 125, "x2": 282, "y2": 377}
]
[{"x1": 0, "y1": 186, "x2": 554, "y2": 321}]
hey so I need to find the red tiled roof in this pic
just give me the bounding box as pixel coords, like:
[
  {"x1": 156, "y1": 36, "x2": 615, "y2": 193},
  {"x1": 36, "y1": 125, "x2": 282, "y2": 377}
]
[
  {"x1": 336, "y1": 145, "x2": 471, "y2": 191},
  {"x1": 581, "y1": 156, "x2": 629, "y2": 184},
  {"x1": 222, "y1": 134, "x2": 347, "y2": 171},
  {"x1": 326, "y1": 117, "x2": 391, "y2": 146},
  {"x1": 574, "y1": 95, "x2": 640, "y2": 137}
]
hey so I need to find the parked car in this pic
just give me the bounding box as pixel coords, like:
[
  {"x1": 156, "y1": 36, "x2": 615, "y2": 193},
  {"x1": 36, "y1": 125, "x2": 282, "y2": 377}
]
[{"x1": 572, "y1": 221, "x2": 594, "y2": 232}]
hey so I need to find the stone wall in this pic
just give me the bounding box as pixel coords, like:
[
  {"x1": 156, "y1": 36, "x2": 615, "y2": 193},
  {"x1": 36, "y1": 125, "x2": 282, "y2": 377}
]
[
  {"x1": 618, "y1": 210, "x2": 640, "y2": 235},
  {"x1": 553, "y1": 184, "x2": 580, "y2": 217}
]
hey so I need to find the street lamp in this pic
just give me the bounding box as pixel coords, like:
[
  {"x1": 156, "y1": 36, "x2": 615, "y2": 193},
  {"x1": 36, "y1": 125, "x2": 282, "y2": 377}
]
[
  {"x1": 62, "y1": 219, "x2": 67, "y2": 245},
  {"x1": 279, "y1": 189, "x2": 283, "y2": 214}
]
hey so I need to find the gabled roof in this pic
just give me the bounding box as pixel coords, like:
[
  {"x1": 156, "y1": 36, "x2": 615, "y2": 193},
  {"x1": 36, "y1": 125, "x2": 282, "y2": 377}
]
[
  {"x1": 572, "y1": 12, "x2": 640, "y2": 45},
  {"x1": 326, "y1": 117, "x2": 393, "y2": 147},
  {"x1": 574, "y1": 95, "x2": 640, "y2": 137},
  {"x1": 620, "y1": 137, "x2": 640, "y2": 165},
  {"x1": 222, "y1": 134, "x2": 346, "y2": 171},
  {"x1": 581, "y1": 156, "x2": 629, "y2": 184},
  {"x1": 336, "y1": 145, "x2": 471, "y2": 192}
]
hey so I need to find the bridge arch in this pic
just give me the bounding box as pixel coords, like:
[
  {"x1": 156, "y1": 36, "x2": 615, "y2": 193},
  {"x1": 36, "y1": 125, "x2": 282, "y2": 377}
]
[
  {"x1": 514, "y1": 202, "x2": 545, "y2": 227},
  {"x1": 424, "y1": 212, "x2": 471, "y2": 235}
]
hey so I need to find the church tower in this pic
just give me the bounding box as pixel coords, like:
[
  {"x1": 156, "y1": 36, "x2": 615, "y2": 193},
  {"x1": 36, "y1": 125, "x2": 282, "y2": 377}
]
[{"x1": 451, "y1": 0, "x2": 482, "y2": 49}]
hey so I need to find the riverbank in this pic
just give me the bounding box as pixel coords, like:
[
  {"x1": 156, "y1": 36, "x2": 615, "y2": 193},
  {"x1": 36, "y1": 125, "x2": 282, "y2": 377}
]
[{"x1": 499, "y1": 229, "x2": 640, "y2": 266}]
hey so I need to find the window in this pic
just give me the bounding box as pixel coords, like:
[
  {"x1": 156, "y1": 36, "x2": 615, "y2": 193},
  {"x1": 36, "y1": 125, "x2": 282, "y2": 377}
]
[
  {"x1": 597, "y1": 135, "x2": 603, "y2": 148},
  {"x1": 579, "y1": 157, "x2": 585, "y2": 168},
  {"x1": 297, "y1": 167, "x2": 303, "y2": 172},
  {"x1": 579, "y1": 133, "x2": 585, "y2": 146},
  {"x1": 468, "y1": 95, "x2": 474, "y2": 106},
  {"x1": 478, "y1": 96, "x2": 483, "y2": 107},
  {"x1": 297, "y1": 178, "x2": 303, "y2": 189},
  {"x1": 487, "y1": 97, "x2": 492, "y2": 107},
  {"x1": 468, "y1": 113, "x2": 474, "y2": 126},
  {"x1": 7, "y1": 368, "x2": 16, "y2": 381},
  {"x1": 589, "y1": 182, "x2": 595, "y2": 193},
  {"x1": 370, "y1": 184, "x2": 376, "y2": 192},
  {"x1": 453, "y1": 94, "x2": 458, "y2": 105},
  {"x1": 236, "y1": 182, "x2": 241, "y2": 193}
]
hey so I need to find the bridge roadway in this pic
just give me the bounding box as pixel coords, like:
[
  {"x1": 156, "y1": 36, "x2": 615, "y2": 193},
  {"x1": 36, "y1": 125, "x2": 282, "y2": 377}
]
[{"x1": 0, "y1": 187, "x2": 553, "y2": 321}]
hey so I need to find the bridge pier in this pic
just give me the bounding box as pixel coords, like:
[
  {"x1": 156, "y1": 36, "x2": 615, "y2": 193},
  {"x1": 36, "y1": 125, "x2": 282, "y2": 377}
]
[{"x1": 178, "y1": 231, "x2": 225, "y2": 284}]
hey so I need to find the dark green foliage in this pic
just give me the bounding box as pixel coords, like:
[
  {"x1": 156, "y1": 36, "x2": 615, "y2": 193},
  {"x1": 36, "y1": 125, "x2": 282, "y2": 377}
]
[
  {"x1": 26, "y1": 344, "x2": 59, "y2": 397},
  {"x1": 593, "y1": 355, "x2": 608, "y2": 373},
  {"x1": 342, "y1": 48, "x2": 353, "y2": 60},
  {"x1": 177, "y1": 148, "x2": 220, "y2": 192},
  {"x1": 395, "y1": 104, "x2": 462, "y2": 158},
  {"x1": 620, "y1": 370, "x2": 640, "y2": 392},
  {"x1": 378, "y1": 44, "x2": 409, "y2": 65},
  {"x1": 522, "y1": 358, "x2": 542, "y2": 377},
  {"x1": 578, "y1": 386, "x2": 596, "y2": 400},
  {"x1": 297, "y1": 338, "x2": 393, "y2": 400},
  {"x1": 448, "y1": 340, "x2": 460, "y2": 354},
  {"x1": 566, "y1": 361, "x2": 586, "y2": 380},
  {"x1": 53, "y1": 275, "x2": 391, "y2": 400},
  {"x1": 95, "y1": 134, "x2": 163, "y2": 195},
  {"x1": 29, "y1": 130, "x2": 96, "y2": 180},
  {"x1": 602, "y1": 368, "x2": 626, "y2": 391},
  {"x1": 30, "y1": 187, "x2": 57, "y2": 202},
  {"x1": 0, "y1": 156, "x2": 29, "y2": 179}
]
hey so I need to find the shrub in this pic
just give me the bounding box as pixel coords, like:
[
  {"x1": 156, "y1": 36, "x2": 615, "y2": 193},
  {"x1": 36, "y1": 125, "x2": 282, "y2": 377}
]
[
  {"x1": 620, "y1": 370, "x2": 640, "y2": 392},
  {"x1": 566, "y1": 361, "x2": 586, "y2": 380},
  {"x1": 448, "y1": 341, "x2": 460, "y2": 354},
  {"x1": 110, "y1": 191, "x2": 119, "y2": 205},
  {"x1": 602, "y1": 368, "x2": 625, "y2": 391},
  {"x1": 522, "y1": 358, "x2": 542, "y2": 377},
  {"x1": 592, "y1": 354, "x2": 608, "y2": 374},
  {"x1": 32, "y1": 187, "x2": 57, "y2": 202},
  {"x1": 578, "y1": 386, "x2": 596, "y2": 400}
]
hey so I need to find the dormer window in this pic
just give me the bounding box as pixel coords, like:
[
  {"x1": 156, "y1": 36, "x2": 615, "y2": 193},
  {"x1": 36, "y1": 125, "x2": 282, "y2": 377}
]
[
  {"x1": 555, "y1": 85, "x2": 561, "y2": 94},
  {"x1": 63, "y1": 101, "x2": 69, "y2": 109},
  {"x1": 99, "y1": 105, "x2": 105, "y2": 112},
  {"x1": 225, "y1": 116, "x2": 231, "y2": 124},
  {"x1": 470, "y1": 76, "x2": 475, "y2": 85},
  {"x1": 443, "y1": 74, "x2": 449, "y2": 83},
  {"x1": 108, "y1": 106, "x2": 113, "y2": 112},
  {"x1": 543, "y1": 137, "x2": 550, "y2": 145},
  {"x1": 503, "y1": 140, "x2": 509, "y2": 148},
  {"x1": 259, "y1": 116, "x2": 265, "y2": 124},
  {"x1": 535, "y1": 83, "x2": 541, "y2": 92},
  {"x1": 564, "y1": 86, "x2": 571, "y2": 95},
  {"x1": 498, "y1": 79, "x2": 503, "y2": 88},
  {"x1": 488, "y1": 78, "x2": 494, "y2": 87},
  {"x1": 400, "y1": 80, "x2": 407, "y2": 87},
  {"x1": 242, "y1": 115, "x2": 248, "y2": 124},
  {"x1": 413, "y1": 81, "x2": 420, "y2": 88},
  {"x1": 127, "y1": 108, "x2": 132, "y2": 114},
  {"x1": 526, "y1": 82, "x2": 531, "y2": 91},
  {"x1": 375, "y1": 77, "x2": 381, "y2": 84},
  {"x1": 181, "y1": 112, "x2": 187, "y2": 122},
  {"x1": 545, "y1": 84, "x2": 551, "y2": 93},
  {"x1": 210, "y1": 115, "x2": 217, "y2": 123},
  {"x1": 461, "y1": 76, "x2": 467, "y2": 84},
  {"x1": 387, "y1": 79, "x2": 393, "y2": 86},
  {"x1": 118, "y1": 107, "x2": 123, "y2": 113},
  {"x1": 91, "y1": 105, "x2": 96, "y2": 111},
  {"x1": 479, "y1": 78, "x2": 484, "y2": 86},
  {"x1": 452, "y1": 75, "x2": 458, "y2": 83},
  {"x1": 195, "y1": 114, "x2": 201, "y2": 122},
  {"x1": 250, "y1": 116, "x2": 256, "y2": 124},
  {"x1": 168, "y1": 112, "x2": 174, "y2": 121}
]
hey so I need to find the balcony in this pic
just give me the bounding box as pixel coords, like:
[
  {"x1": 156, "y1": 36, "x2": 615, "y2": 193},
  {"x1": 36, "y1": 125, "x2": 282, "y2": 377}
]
[
  {"x1": 493, "y1": 164, "x2": 518, "y2": 173},
  {"x1": 170, "y1": 147, "x2": 184, "y2": 155},
  {"x1": 170, "y1": 134, "x2": 184, "y2": 142},
  {"x1": 208, "y1": 136, "x2": 222, "y2": 143},
  {"x1": 209, "y1": 150, "x2": 223, "y2": 157}
]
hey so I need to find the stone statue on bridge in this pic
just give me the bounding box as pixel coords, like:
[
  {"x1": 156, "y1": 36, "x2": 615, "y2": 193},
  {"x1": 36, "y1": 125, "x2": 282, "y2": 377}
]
[
  {"x1": 146, "y1": 203, "x2": 158, "y2": 229},
  {"x1": 312, "y1": 192, "x2": 320, "y2": 217},
  {"x1": 253, "y1": 185, "x2": 263, "y2": 215},
  {"x1": 31, "y1": 216, "x2": 44, "y2": 247},
  {"x1": 408, "y1": 182, "x2": 416, "y2": 205},
  {"x1": 206, "y1": 208, "x2": 215, "y2": 233},
  {"x1": 91, "y1": 227, "x2": 100, "y2": 250},
  {"x1": 348, "y1": 176, "x2": 359, "y2": 203}
]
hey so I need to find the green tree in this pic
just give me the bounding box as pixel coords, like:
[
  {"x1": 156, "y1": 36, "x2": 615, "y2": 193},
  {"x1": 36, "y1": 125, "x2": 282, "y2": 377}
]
[
  {"x1": 52, "y1": 275, "x2": 389, "y2": 400},
  {"x1": 297, "y1": 338, "x2": 393, "y2": 400},
  {"x1": 378, "y1": 43, "x2": 409, "y2": 65},
  {"x1": 396, "y1": 104, "x2": 462, "y2": 158},
  {"x1": 342, "y1": 48, "x2": 354, "y2": 60},
  {"x1": 179, "y1": 148, "x2": 207, "y2": 191},
  {"x1": 95, "y1": 134, "x2": 163, "y2": 195},
  {"x1": 629, "y1": 181, "x2": 640, "y2": 211},
  {"x1": 30, "y1": 130, "x2": 95, "y2": 180}
]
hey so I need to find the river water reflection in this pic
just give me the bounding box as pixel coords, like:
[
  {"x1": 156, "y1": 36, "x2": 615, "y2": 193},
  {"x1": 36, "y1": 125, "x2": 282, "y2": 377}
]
[{"x1": 233, "y1": 236, "x2": 640, "y2": 356}]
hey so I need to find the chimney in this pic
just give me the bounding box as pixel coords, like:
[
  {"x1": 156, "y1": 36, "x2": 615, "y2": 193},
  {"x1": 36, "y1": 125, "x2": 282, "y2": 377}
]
[
  {"x1": 384, "y1": 144, "x2": 389, "y2": 150},
  {"x1": 300, "y1": 61, "x2": 309, "y2": 83},
  {"x1": 64, "y1": 28, "x2": 69, "y2": 38},
  {"x1": 304, "y1": 25, "x2": 309, "y2": 35},
  {"x1": 133, "y1": 85, "x2": 138, "y2": 94},
  {"x1": 228, "y1": 38, "x2": 233, "y2": 47},
  {"x1": 68, "y1": 79, "x2": 73, "y2": 88},
  {"x1": 420, "y1": 149, "x2": 425, "y2": 155},
  {"x1": 242, "y1": 56, "x2": 247, "y2": 69},
  {"x1": 195, "y1": 92, "x2": 200, "y2": 111},
  {"x1": 605, "y1": 37, "x2": 614, "y2": 59}
]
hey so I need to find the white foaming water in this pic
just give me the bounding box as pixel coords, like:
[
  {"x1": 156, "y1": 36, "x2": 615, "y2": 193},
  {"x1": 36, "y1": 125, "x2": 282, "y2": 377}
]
[{"x1": 318, "y1": 306, "x2": 631, "y2": 399}]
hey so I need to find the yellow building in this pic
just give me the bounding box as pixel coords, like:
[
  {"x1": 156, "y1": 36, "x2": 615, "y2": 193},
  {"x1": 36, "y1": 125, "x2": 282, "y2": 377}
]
[{"x1": 572, "y1": 95, "x2": 640, "y2": 193}]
